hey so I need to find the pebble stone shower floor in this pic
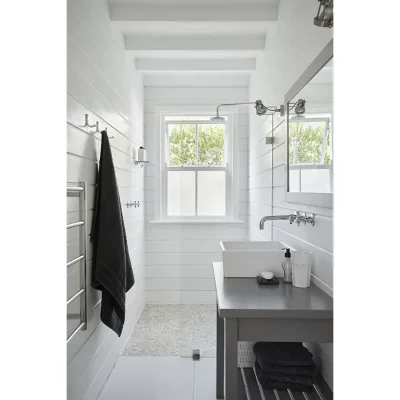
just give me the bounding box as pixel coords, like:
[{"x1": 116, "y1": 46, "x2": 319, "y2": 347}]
[
  {"x1": 122, "y1": 304, "x2": 256, "y2": 365},
  {"x1": 122, "y1": 304, "x2": 216, "y2": 357}
]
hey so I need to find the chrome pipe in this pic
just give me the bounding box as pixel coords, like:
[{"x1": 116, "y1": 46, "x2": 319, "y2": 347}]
[
  {"x1": 67, "y1": 313, "x2": 81, "y2": 320},
  {"x1": 259, "y1": 214, "x2": 297, "y2": 230},
  {"x1": 67, "y1": 322, "x2": 85, "y2": 344},
  {"x1": 67, "y1": 255, "x2": 85, "y2": 268},
  {"x1": 215, "y1": 102, "x2": 255, "y2": 118},
  {"x1": 67, "y1": 221, "x2": 84, "y2": 229},
  {"x1": 80, "y1": 181, "x2": 88, "y2": 331},
  {"x1": 66, "y1": 181, "x2": 88, "y2": 344},
  {"x1": 67, "y1": 288, "x2": 85, "y2": 306},
  {"x1": 67, "y1": 186, "x2": 84, "y2": 192}
]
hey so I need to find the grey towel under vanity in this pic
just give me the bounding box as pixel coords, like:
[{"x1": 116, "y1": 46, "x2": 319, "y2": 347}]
[{"x1": 90, "y1": 131, "x2": 134, "y2": 337}]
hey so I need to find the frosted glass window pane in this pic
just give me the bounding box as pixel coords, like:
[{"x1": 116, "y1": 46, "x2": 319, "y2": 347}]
[
  {"x1": 168, "y1": 171, "x2": 195, "y2": 216},
  {"x1": 289, "y1": 169, "x2": 300, "y2": 192},
  {"x1": 198, "y1": 171, "x2": 226, "y2": 216},
  {"x1": 300, "y1": 168, "x2": 331, "y2": 193}
]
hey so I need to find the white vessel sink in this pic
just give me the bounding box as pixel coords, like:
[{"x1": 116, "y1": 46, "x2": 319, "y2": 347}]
[{"x1": 220, "y1": 241, "x2": 287, "y2": 278}]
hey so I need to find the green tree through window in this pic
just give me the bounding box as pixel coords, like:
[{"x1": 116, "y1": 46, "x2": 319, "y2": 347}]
[
  {"x1": 289, "y1": 121, "x2": 331, "y2": 165},
  {"x1": 168, "y1": 123, "x2": 225, "y2": 165},
  {"x1": 168, "y1": 124, "x2": 196, "y2": 165}
]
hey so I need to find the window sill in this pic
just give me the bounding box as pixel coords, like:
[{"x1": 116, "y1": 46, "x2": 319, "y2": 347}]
[{"x1": 149, "y1": 219, "x2": 244, "y2": 225}]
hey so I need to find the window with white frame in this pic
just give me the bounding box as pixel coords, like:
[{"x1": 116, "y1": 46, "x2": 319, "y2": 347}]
[{"x1": 158, "y1": 112, "x2": 238, "y2": 220}]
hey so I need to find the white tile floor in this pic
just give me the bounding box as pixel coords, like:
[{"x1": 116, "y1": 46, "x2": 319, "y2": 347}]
[{"x1": 98, "y1": 356, "x2": 216, "y2": 400}]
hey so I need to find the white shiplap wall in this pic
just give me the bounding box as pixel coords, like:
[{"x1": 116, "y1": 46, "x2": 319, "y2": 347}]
[
  {"x1": 67, "y1": 1, "x2": 145, "y2": 399},
  {"x1": 248, "y1": 0, "x2": 333, "y2": 390},
  {"x1": 143, "y1": 75, "x2": 249, "y2": 303}
]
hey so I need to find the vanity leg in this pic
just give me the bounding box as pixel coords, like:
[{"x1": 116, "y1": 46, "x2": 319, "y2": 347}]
[
  {"x1": 225, "y1": 318, "x2": 238, "y2": 400},
  {"x1": 216, "y1": 305, "x2": 224, "y2": 399}
]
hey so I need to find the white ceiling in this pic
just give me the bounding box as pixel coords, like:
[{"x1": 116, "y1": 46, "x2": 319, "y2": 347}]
[
  {"x1": 108, "y1": 0, "x2": 280, "y2": 75},
  {"x1": 114, "y1": 22, "x2": 270, "y2": 36}
]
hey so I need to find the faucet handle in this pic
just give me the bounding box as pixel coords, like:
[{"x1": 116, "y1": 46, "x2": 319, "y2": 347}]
[{"x1": 305, "y1": 213, "x2": 316, "y2": 226}]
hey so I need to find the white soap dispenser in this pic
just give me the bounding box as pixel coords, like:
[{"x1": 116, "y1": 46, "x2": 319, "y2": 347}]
[
  {"x1": 137, "y1": 146, "x2": 147, "y2": 162},
  {"x1": 282, "y1": 248, "x2": 292, "y2": 283}
]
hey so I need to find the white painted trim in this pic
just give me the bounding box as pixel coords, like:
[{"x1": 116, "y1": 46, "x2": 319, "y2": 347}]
[
  {"x1": 143, "y1": 75, "x2": 250, "y2": 88},
  {"x1": 136, "y1": 58, "x2": 256, "y2": 72},
  {"x1": 285, "y1": 191, "x2": 333, "y2": 209},
  {"x1": 110, "y1": 5, "x2": 278, "y2": 22},
  {"x1": 125, "y1": 35, "x2": 266, "y2": 51},
  {"x1": 154, "y1": 105, "x2": 241, "y2": 221}
]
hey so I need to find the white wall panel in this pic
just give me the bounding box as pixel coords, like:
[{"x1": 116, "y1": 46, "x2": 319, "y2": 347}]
[
  {"x1": 146, "y1": 290, "x2": 216, "y2": 304},
  {"x1": 146, "y1": 278, "x2": 216, "y2": 291},
  {"x1": 145, "y1": 240, "x2": 222, "y2": 253},
  {"x1": 145, "y1": 252, "x2": 221, "y2": 266},
  {"x1": 146, "y1": 265, "x2": 214, "y2": 279},
  {"x1": 67, "y1": 0, "x2": 145, "y2": 398}
]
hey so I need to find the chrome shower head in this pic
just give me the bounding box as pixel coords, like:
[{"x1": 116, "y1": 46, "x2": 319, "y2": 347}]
[
  {"x1": 210, "y1": 115, "x2": 226, "y2": 122},
  {"x1": 290, "y1": 115, "x2": 305, "y2": 121}
]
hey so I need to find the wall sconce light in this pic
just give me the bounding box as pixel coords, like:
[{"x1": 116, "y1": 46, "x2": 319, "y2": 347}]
[
  {"x1": 288, "y1": 99, "x2": 307, "y2": 116},
  {"x1": 255, "y1": 101, "x2": 285, "y2": 117},
  {"x1": 314, "y1": 0, "x2": 333, "y2": 28}
]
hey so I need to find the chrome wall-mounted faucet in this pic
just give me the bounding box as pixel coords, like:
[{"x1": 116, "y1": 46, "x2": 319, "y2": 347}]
[
  {"x1": 259, "y1": 212, "x2": 316, "y2": 230},
  {"x1": 259, "y1": 214, "x2": 297, "y2": 230}
]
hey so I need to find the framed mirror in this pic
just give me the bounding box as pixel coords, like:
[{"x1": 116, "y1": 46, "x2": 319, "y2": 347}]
[{"x1": 284, "y1": 39, "x2": 333, "y2": 208}]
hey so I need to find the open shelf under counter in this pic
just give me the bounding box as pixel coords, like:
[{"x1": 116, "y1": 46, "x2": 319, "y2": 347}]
[{"x1": 237, "y1": 367, "x2": 331, "y2": 400}]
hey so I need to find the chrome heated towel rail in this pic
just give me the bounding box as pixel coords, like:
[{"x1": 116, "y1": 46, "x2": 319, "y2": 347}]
[{"x1": 67, "y1": 182, "x2": 88, "y2": 343}]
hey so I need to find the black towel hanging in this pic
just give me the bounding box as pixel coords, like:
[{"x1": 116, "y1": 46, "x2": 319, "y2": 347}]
[{"x1": 90, "y1": 131, "x2": 135, "y2": 336}]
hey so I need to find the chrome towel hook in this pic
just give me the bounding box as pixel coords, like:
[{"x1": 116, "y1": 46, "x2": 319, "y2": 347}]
[
  {"x1": 95, "y1": 121, "x2": 114, "y2": 139},
  {"x1": 83, "y1": 114, "x2": 96, "y2": 128},
  {"x1": 82, "y1": 114, "x2": 114, "y2": 138}
]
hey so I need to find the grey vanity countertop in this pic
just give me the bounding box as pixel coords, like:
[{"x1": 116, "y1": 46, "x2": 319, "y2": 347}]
[{"x1": 213, "y1": 262, "x2": 333, "y2": 319}]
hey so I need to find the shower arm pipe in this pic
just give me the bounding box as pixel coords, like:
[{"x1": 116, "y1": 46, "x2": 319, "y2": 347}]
[
  {"x1": 214, "y1": 101, "x2": 283, "y2": 118},
  {"x1": 214, "y1": 102, "x2": 256, "y2": 119}
]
